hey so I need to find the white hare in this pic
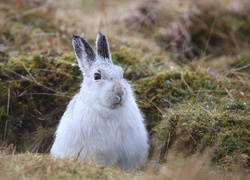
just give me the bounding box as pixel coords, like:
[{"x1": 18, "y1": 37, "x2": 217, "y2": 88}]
[{"x1": 50, "y1": 32, "x2": 149, "y2": 171}]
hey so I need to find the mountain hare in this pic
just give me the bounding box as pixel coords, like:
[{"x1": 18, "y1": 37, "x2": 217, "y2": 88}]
[{"x1": 50, "y1": 32, "x2": 149, "y2": 171}]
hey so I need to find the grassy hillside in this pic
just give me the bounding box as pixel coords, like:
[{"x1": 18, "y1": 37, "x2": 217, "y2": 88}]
[{"x1": 0, "y1": 0, "x2": 250, "y2": 179}]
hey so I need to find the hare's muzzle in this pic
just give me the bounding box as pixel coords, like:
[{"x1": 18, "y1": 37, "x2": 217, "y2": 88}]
[{"x1": 113, "y1": 85, "x2": 124, "y2": 105}]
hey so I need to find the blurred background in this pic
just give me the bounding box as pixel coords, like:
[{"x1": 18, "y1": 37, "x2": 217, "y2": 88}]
[{"x1": 1, "y1": 0, "x2": 250, "y2": 63}]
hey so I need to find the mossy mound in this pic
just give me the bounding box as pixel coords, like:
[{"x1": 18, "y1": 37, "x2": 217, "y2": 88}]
[
  {"x1": 146, "y1": 70, "x2": 250, "y2": 171},
  {"x1": 112, "y1": 46, "x2": 168, "y2": 80},
  {"x1": 134, "y1": 68, "x2": 226, "y2": 128},
  {"x1": 0, "y1": 53, "x2": 81, "y2": 152},
  {"x1": 152, "y1": 104, "x2": 250, "y2": 171}
]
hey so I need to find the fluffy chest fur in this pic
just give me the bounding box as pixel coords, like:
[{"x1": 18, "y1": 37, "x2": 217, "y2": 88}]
[{"x1": 52, "y1": 94, "x2": 147, "y2": 168}]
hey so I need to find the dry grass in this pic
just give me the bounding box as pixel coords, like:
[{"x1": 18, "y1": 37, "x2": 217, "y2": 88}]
[
  {"x1": 1, "y1": 151, "x2": 249, "y2": 180},
  {"x1": 155, "y1": 153, "x2": 249, "y2": 180},
  {"x1": 0, "y1": 151, "x2": 129, "y2": 180}
]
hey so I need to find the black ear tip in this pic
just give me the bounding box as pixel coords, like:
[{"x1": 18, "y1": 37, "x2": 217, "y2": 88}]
[
  {"x1": 98, "y1": 31, "x2": 106, "y2": 38},
  {"x1": 72, "y1": 34, "x2": 81, "y2": 40}
]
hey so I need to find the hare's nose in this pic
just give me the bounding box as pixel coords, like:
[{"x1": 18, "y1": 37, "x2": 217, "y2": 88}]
[{"x1": 113, "y1": 86, "x2": 124, "y2": 98}]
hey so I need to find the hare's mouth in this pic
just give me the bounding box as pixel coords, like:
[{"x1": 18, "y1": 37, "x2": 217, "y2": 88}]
[
  {"x1": 110, "y1": 95, "x2": 123, "y2": 108},
  {"x1": 111, "y1": 103, "x2": 122, "y2": 109},
  {"x1": 104, "y1": 92, "x2": 124, "y2": 109}
]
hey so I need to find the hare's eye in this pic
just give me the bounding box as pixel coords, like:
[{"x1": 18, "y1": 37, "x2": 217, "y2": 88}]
[{"x1": 94, "y1": 73, "x2": 101, "y2": 80}]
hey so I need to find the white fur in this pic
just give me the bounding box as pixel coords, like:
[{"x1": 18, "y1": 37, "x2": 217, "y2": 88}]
[{"x1": 50, "y1": 32, "x2": 148, "y2": 171}]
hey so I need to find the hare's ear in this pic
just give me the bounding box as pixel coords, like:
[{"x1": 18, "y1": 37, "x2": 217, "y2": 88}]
[
  {"x1": 96, "y1": 32, "x2": 113, "y2": 64},
  {"x1": 72, "y1": 35, "x2": 96, "y2": 75}
]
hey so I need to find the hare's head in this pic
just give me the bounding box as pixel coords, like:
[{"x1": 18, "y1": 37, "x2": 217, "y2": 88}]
[{"x1": 72, "y1": 32, "x2": 129, "y2": 109}]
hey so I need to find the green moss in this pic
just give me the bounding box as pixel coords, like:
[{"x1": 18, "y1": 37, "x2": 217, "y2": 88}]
[
  {"x1": 112, "y1": 46, "x2": 166, "y2": 81},
  {"x1": 0, "y1": 53, "x2": 81, "y2": 152},
  {"x1": 134, "y1": 68, "x2": 227, "y2": 128},
  {"x1": 151, "y1": 94, "x2": 250, "y2": 171},
  {"x1": 152, "y1": 106, "x2": 250, "y2": 170},
  {"x1": 134, "y1": 63, "x2": 250, "y2": 171},
  {"x1": 112, "y1": 46, "x2": 138, "y2": 66}
]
